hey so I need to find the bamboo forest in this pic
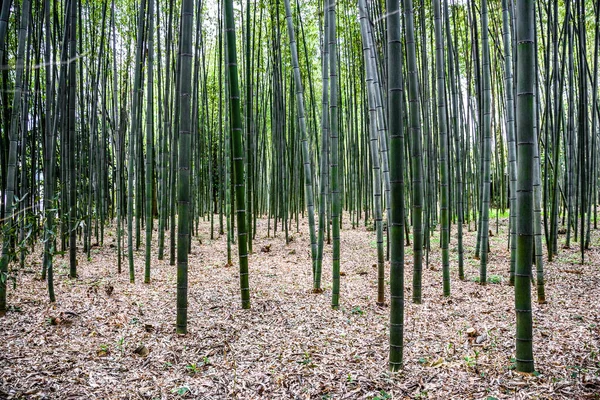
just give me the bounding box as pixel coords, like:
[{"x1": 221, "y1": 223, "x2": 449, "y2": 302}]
[{"x1": 1, "y1": 0, "x2": 600, "y2": 397}]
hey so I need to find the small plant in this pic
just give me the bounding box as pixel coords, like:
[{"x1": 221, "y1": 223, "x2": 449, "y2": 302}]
[
  {"x1": 372, "y1": 390, "x2": 391, "y2": 400},
  {"x1": 488, "y1": 275, "x2": 503, "y2": 284},
  {"x1": 171, "y1": 386, "x2": 190, "y2": 396},
  {"x1": 116, "y1": 337, "x2": 125, "y2": 353},
  {"x1": 464, "y1": 350, "x2": 480, "y2": 370},
  {"x1": 185, "y1": 363, "x2": 200, "y2": 374},
  {"x1": 464, "y1": 356, "x2": 476, "y2": 368},
  {"x1": 97, "y1": 344, "x2": 110, "y2": 356},
  {"x1": 507, "y1": 357, "x2": 516, "y2": 370},
  {"x1": 163, "y1": 362, "x2": 173, "y2": 369},
  {"x1": 351, "y1": 306, "x2": 364, "y2": 316},
  {"x1": 568, "y1": 365, "x2": 584, "y2": 379},
  {"x1": 346, "y1": 373, "x2": 353, "y2": 383},
  {"x1": 7, "y1": 305, "x2": 22, "y2": 313},
  {"x1": 297, "y1": 351, "x2": 314, "y2": 367}
]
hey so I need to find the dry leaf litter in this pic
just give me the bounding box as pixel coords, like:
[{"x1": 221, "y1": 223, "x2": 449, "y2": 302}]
[{"x1": 1, "y1": 216, "x2": 599, "y2": 399}]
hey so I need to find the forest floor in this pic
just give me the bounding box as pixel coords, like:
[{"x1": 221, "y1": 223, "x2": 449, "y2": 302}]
[{"x1": 1, "y1": 214, "x2": 600, "y2": 399}]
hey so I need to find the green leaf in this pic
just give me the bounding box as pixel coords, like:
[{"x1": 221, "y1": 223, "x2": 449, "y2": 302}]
[
  {"x1": 171, "y1": 386, "x2": 190, "y2": 396},
  {"x1": 351, "y1": 306, "x2": 364, "y2": 315}
]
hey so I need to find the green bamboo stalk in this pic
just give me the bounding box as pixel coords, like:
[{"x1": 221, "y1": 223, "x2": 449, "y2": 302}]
[
  {"x1": 444, "y1": 0, "x2": 463, "y2": 280},
  {"x1": 421, "y1": 0, "x2": 432, "y2": 268},
  {"x1": 0, "y1": 0, "x2": 31, "y2": 314},
  {"x1": 403, "y1": 0, "x2": 424, "y2": 303},
  {"x1": 68, "y1": 0, "x2": 78, "y2": 279},
  {"x1": 362, "y1": 5, "x2": 391, "y2": 259},
  {"x1": 576, "y1": 0, "x2": 587, "y2": 265},
  {"x1": 128, "y1": 0, "x2": 147, "y2": 283},
  {"x1": 587, "y1": 3, "x2": 599, "y2": 250},
  {"x1": 225, "y1": 0, "x2": 250, "y2": 310},
  {"x1": 43, "y1": 0, "x2": 56, "y2": 300},
  {"x1": 358, "y1": 0, "x2": 384, "y2": 304},
  {"x1": 158, "y1": 0, "x2": 174, "y2": 261},
  {"x1": 388, "y1": 0, "x2": 405, "y2": 371},
  {"x1": 433, "y1": 0, "x2": 450, "y2": 297},
  {"x1": 245, "y1": 0, "x2": 253, "y2": 254},
  {"x1": 176, "y1": 0, "x2": 193, "y2": 334},
  {"x1": 170, "y1": 20, "x2": 182, "y2": 267},
  {"x1": 501, "y1": 0, "x2": 517, "y2": 285},
  {"x1": 112, "y1": 0, "x2": 123, "y2": 274},
  {"x1": 566, "y1": 16, "x2": 574, "y2": 248},
  {"x1": 549, "y1": 0, "x2": 568, "y2": 260},
  {"x1": 43, "y1": 0, "x2": 71, "y2": 299},
  {"x1": 328, "y1": 0, "x2": 341, "y2": 310},
  {"x1": 144, "y1": 0, "x2": 155, "y2": 283},
  {"x1": 514, "y1": 0, "x2": 535, "y2": 374},
  {"x1": 315, "y1": 1, "x2": 330, "y2": 292},
  {"x1": 283, "y1": 0, "x2": 317, "y2": 288},
  {"x1": 479, "y1": 0, "x2": 492, "y2": 285},
  {"x1": 532, "y1": 124, "x2": 545, "y2": 303}
]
